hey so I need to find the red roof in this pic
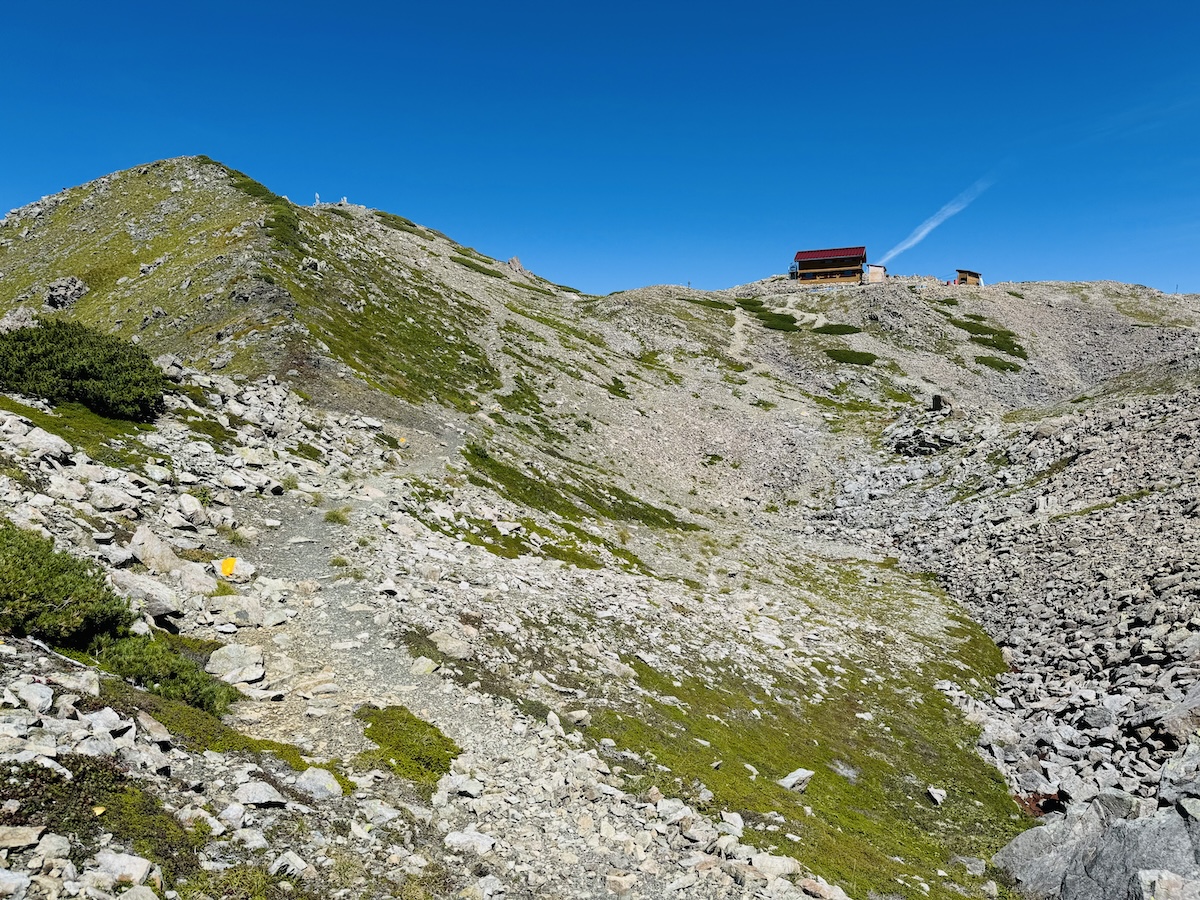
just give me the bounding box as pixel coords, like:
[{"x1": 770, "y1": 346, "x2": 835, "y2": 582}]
[{"x1": 794, "y1": 246, "x2": 866, "y2": 262}]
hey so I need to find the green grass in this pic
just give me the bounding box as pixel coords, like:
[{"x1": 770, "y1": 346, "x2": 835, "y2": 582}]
[
  {"x1": 588, "y1": 570, "x2": 1029, "y2": 900},
  {"x1": 451, "y1": 255, "x2": 506, "y2": 279},
  {"x1": 813, "y1": 323, "x2": 862, "y2": 335},
  {"x1": 293, "y1": 440, "x2": 324, "y2": 462},
  {"x1": 976, "y1": 355, "x2": 1023, "y2": 373},
  {"x1": 292, "y1": 256, "x2": 501, "y2": 412},
  {"x1": 324, "y1": 506, "x2": 351, "y2": 525},
  {"x1": 376, "y1": 210, "x2": 431, "y2": 239},
  {"x1": 463, "y1": 443, "x2": 699, "y2": 531},
  {"x1": 947, "y1": 317, "x2": 1027, "y2": 359},
  {"x1": 735, "y1": 297, "x2": 800, "y2": 331},
  {"x1": 405, "y1": 479, "x2": 640, "y2": 573},
  {"x1": 606, "y1": 376, "x2": 631, "y2": 399},
  {"x1": 824, "y1": 348, "x2": 878, "y2": 366},
  {"x1": 352, "y1": 705, "x2": 461, "y2": 787},
  {"x1": 177, "y1": 865, "x2": 318, "y2": 900},
  {"x1": 180, "y1": 412, "x2": 237, "y2": 449},
  {"x1": 496, "y1": 375, "x2": 545, "y2": 417},
  {"x1": 212, "y1": 159, "x2": 305, "y2": 256},
  {"x1": 0, "y1": 395, "x2": 148, "y2": 472}
]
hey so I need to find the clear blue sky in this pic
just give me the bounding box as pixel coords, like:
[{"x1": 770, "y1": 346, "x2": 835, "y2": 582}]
[{"x1": 3, "y1": 2, "x2": 1199, "y2": 294}]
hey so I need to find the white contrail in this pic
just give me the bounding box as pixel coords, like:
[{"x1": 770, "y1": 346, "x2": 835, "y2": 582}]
[{"x1": 877, "y1": 177, "x2": 993, "y2": 266}]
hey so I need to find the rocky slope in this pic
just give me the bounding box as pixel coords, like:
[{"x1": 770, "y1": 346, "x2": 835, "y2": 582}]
[{"x1": 1, "y1": 155, "x2": 1199, "y2": 900}]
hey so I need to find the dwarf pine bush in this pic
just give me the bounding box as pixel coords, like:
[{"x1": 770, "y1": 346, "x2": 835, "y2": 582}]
[
  {"x1": 0, "y1": 521, "x2": 132, "y2": 646},
  {"x1": 0, "y1": 521, "x2": 239, "y2": 714},
  {"x1": 0, "y1": 319, "x2": 168, "y2": 421}
]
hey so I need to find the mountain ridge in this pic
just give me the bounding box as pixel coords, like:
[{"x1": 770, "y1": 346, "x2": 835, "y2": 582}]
[{"x1": 1, "y1": 156, "x2": 1199, "y2": 900}]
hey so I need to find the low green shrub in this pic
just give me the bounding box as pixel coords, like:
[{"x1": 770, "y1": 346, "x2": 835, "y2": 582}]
[
  {"x1": 0, "y1": 320, "x2": 168, "y2": 421},
  {"x1": 606, "y1": 376, "x2": 631, "y2": 399},
  {"x1": 0, "y1": 521, "x2": 133, "y2": 646},
  {"x1": 376, "y1": 210, "x2": 429, "y2": 239},
  {"x1": 0, "y1": 521, "x2": 238, "y2": 715},
  {"x1": 686, "y1": 297, "x2": 736, "y2": 311},
  {"x1": 735, "y1": 297, "x2": 798, "y2": 331},
  {"x1": 976, "y1": 355, "x2": 1023, "y2": 372},
  {"x1": 948, "y1": 317, "x2": 1027, "y2": 358},
  {"x1": 813, "y1": 323, "x2": 862, "y2": 335},
  {"x1": 825, "y1": 348, "x2": 878, "y2": 366},
  {"x1": 451, "y1": 255, "x2": 505, "y2": 279},
  {"x1": 293, "y1": 441, "x2": 324, "y2": 462},
  {"x1": 89, "y1": 635, "x2": 241, "y2": 715}
]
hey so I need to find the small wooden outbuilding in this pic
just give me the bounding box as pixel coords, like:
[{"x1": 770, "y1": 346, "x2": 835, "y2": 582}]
[
  {"x1": 956, "y1": 269, "x2": 983, "y2": 286},
  {"x1": 789, "y1": 247, "x2": 867, "y2": 284}
]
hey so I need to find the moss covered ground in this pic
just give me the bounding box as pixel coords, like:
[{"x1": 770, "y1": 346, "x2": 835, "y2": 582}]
[
  {"x1": 353, "y1": 705, "x2": 461, "y2": 788},
  {"x1": 587, "y1": 561, "x2": 1030, "y2": 900}
]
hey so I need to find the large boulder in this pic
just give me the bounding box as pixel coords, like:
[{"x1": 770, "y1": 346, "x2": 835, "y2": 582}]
[
  {"x1": 1060, "y1": 810, "x2": 1199, "y2": 900},
  {"x1": 204, "y1": 643, "x2": 264, "y2": 684},
  {"x1": 994, "y1": 791, "x2": 1138, "y2": 898},
  {"x1": 108, "y1": 569, "x2": 181, "y2": 620},
  {"x1": 44, "y1": 276, "x2": 88, "y2": 309},
  {"x1": 1161, "y1": 743, "x2": 1200, "y2": 806},
  {"x1": 128, "y1": 525, "x2": 183, "y2": 574},
  {"x1": 996, "y1": 790, "x2": 1200, "y2": 900}
]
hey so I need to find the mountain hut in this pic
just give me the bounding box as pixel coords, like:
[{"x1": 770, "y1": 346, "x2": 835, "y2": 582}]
[
  {"x1": 789, "y1": 247, "x2": 867, "y2": 284},
  {"x1": 956, "y1": 269, "x2": 983, "y2": 286}
]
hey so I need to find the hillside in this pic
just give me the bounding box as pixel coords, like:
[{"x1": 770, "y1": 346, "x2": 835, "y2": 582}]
[{"x1": 1, "y1": 156, "x2": 1199, "y2": 900}]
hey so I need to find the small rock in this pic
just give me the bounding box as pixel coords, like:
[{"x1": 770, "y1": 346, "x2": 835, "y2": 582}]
[
  {"x1": 605, "y1": 872, "x2": 637, "y2": 895},
  {"x1": 0, "y1": 825, "x2": 44, "y2": 850},
  {"x1": 296, "y1": 767, "x2": 343, "y2": 800},
  {"x1": 15, "y1": 683, "x2": 53, "y2": 714},
  {"x1": 234, "y1": 781, "x2": 286, "y2": 807},
  {"x1": 268, "y1": 850, "x2": 311, "y2": 876},
  {"x1": 95, "y1": 849, "x2": 153, "y2": 885},
  {"x1": 777, "y1": 767, "x2": 815, "y2": 792},
  {"x1": 444, "y1": 829, "x2": 496, "y2": 855}
]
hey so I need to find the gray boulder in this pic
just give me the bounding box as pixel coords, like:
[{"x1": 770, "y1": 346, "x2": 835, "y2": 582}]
[
  {"x1": 1160, "y1": 743, "x2": 1200, "y2": 806},
  {"x1": 204, "y1": 644, "x2": 264, "y2": 683},
  {"x1": 128, "y1": 525, "x2": 183, "y2": 574},
  {"x1": 994, "y1": 791, "x2": 1139, "y2": 898},
  {"x1": 1060, "y1": 810, "x2": 1199, "y2": 900},
  {"x1": 296, "y1": 767, "x2": 343, "y2": 800},
  {"x1": 108, "y1": 569, "x2": 180, "y2": 620},
  {"x1": 44, "y1": 276, "x2": 88, "y2": 308}
]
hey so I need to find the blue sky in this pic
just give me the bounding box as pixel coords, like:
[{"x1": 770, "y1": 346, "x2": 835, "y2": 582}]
[{"x1": 3, "y1": 2, "x2": 1199, "y2": 294}]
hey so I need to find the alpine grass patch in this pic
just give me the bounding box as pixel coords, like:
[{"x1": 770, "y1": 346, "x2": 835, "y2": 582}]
[{"x1": 824, "y1": 348, "x2": 878, "y2": 366}]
